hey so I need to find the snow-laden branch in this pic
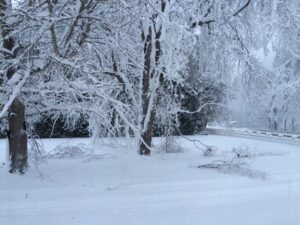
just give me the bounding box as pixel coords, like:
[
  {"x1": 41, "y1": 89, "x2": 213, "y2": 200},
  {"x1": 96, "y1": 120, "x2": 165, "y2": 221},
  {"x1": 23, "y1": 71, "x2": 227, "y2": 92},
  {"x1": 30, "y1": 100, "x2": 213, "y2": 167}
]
[
  {"x1": 191, "y1": 0, "x2": 252, "y2": 28},
  {"x1": 0, "y1": 69, "x2": 30, "y2": 119},
  {"x1": 179, "y1": 102, "x2": 227, "y2": 114}
]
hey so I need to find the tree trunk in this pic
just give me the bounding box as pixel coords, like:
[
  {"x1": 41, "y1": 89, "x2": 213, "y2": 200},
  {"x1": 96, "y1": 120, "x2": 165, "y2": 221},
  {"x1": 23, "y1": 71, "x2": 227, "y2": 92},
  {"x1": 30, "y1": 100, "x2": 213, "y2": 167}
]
[
  {"x1": 139, "y1": 25, "x2": 153, "y2": 155},
  {"x1": 0, "y1": 0, "x2": 28, "y2": 173},
  {"x1": 8, "y1": 98, "x2": 28, "y2": 174},
  {"x1": 139, "y1": 1, "x2": 167, "y2": 155},
  {"x1": 139, "y1": 3, "x2": 165, "y2": 155},
  {"x1": 139, "y1": 110, "x2": 156, "y2": 155}
]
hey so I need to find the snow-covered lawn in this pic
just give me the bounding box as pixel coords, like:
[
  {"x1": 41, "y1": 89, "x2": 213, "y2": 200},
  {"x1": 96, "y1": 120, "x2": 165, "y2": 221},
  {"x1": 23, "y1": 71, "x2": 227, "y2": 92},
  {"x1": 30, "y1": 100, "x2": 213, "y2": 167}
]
[{"x1": 1, "y1": 135, "x2": 300, "y2": 225}]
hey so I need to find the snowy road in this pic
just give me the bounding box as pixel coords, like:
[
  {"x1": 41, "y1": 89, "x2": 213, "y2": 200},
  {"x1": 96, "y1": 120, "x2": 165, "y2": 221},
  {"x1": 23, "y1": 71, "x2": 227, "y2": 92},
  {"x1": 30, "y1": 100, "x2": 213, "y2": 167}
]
[{"x1": 1, "y1": 136, "x2": 300, "y2": 225}]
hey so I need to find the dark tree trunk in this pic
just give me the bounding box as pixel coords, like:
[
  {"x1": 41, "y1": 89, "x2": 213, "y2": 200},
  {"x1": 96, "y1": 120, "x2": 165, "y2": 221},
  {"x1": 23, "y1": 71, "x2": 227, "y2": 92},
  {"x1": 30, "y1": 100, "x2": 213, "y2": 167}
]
[
  {"x1": 0, "y1": 0, "x2": 28, "y2": 173},
  {"x1": 8, "y1": 98, "x2": 28, "y2": 174},
  {"x1": 139, "y1": 111, "x2": 156, "y2": 155},
  {"x1": 139, "y1": 25, "x2": 153, "y2": 155},
  {"x1": 139, "y1": 2, "x2": 166, "y2": 155}
]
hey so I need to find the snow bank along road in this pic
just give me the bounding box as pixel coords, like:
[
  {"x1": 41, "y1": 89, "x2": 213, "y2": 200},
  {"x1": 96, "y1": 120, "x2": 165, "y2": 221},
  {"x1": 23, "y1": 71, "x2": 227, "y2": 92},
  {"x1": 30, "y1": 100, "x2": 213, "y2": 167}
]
[
  {"x1": 0, "y1": 135, "x2": 300, "y2": 225},
  {"x1": 207, "y1": 125, "x2": 300, "y2": 145}
]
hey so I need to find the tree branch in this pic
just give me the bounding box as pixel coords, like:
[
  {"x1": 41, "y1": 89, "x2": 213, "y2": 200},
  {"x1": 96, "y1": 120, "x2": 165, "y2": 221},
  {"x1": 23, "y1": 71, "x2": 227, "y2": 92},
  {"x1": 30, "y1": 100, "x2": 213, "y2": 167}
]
[
  {"x1": 233, "y1": 0, "x2": 252, "y2": 16},
  {"x1": 191, "y1": 0, "x2": 252, "y2": 28}
]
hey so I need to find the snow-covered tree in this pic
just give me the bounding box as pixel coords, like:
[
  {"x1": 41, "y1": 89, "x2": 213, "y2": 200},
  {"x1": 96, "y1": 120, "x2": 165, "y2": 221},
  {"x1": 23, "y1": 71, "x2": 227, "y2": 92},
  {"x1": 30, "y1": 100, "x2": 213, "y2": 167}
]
[
  {"x1": 267, "y1": 0, "x2": 300, "y2": 132},
  {"x1": 0, "y1": 0, "x2": 31, "y2": 173},
  {"x1": 1, "y1": 0, "x2": 259, "y2": 174},
  {"x1": 234, "y1": 0, "x2": 300, "y2": 132}
]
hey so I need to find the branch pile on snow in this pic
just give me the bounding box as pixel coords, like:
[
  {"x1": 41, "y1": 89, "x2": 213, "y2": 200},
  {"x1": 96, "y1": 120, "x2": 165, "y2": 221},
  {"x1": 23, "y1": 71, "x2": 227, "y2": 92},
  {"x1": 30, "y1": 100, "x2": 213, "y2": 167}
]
[
  {"x1": 46, "y1": 143, "x2": 94, "y2": 159},
  {"x1": 198, "y1": 145, "x2": 267, "y2": 180},
  {"x1": 46, "y1": 143, "x2": 113, "y2": 162}
]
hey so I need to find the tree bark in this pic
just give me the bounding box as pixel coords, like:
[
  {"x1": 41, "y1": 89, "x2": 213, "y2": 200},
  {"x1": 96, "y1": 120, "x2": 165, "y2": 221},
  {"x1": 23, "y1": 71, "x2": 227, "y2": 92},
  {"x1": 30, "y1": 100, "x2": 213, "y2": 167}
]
[
  {"x1": 139, "y1": 2, "x2": 165, "y2": 155},
  {"x1": 139, "y1": 25, "x2": 153, "y2": 155},
  {"x1": 139, "y1": 111, "x2": 155, "y2": 155},
  {"x1": 8, "y1": 98, "x2": 28, "y2": 174}
]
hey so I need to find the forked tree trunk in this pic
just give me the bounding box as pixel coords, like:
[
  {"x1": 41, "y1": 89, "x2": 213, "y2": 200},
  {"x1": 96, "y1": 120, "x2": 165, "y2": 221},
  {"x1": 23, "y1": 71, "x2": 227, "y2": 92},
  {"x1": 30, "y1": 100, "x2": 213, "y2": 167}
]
[{"x1": 139, "y1": 2, "x2": 165, "y2": 155}]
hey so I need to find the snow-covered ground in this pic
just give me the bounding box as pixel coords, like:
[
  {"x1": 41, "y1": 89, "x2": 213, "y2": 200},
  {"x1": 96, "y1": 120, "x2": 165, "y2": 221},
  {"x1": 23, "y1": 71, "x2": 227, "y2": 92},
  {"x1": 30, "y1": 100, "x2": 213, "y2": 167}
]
[{"x1": 1, "y1": 135, "x2": 300, "y2": 225}]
